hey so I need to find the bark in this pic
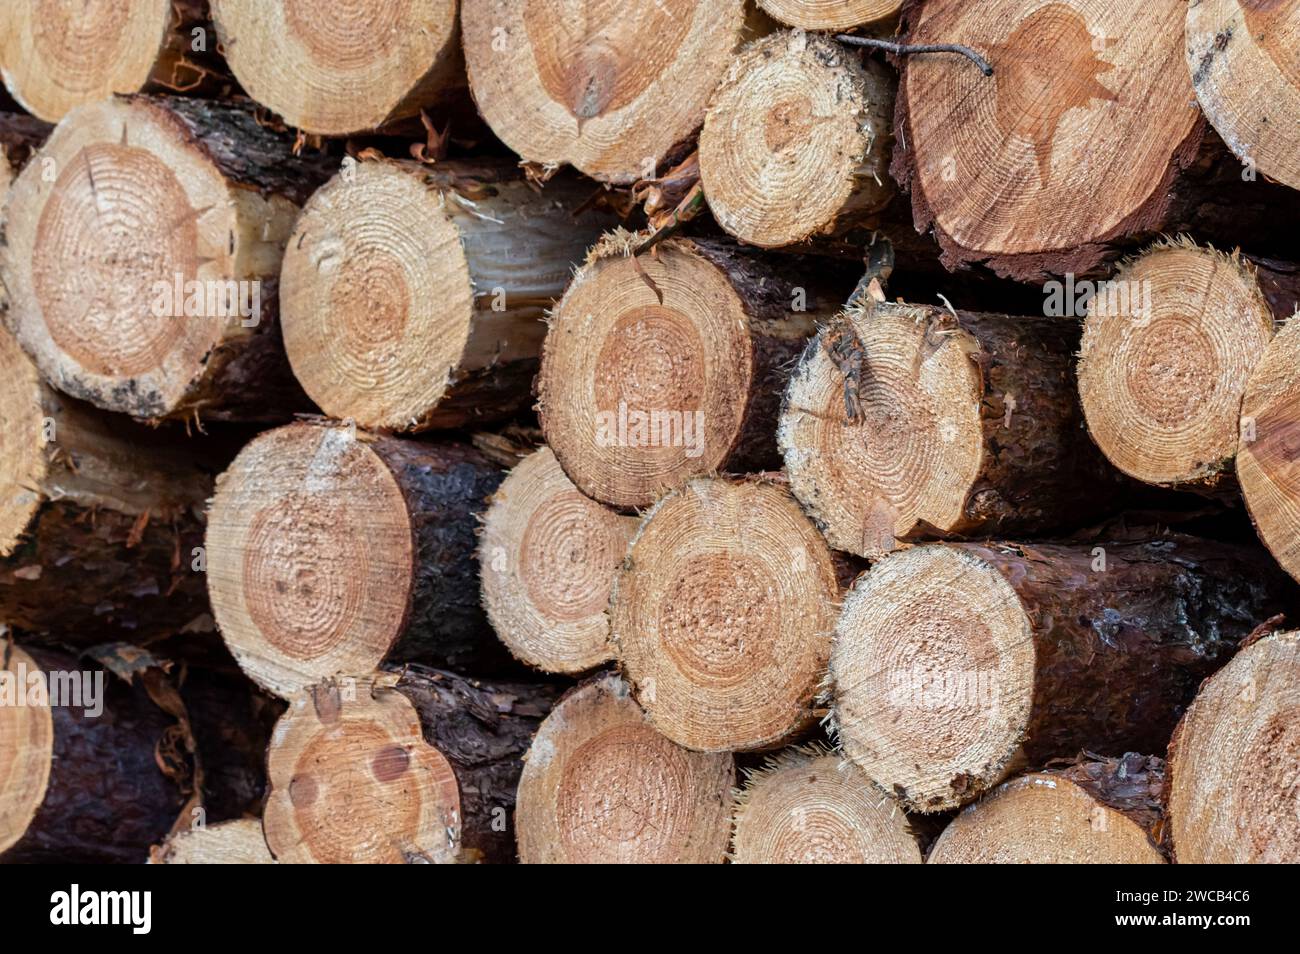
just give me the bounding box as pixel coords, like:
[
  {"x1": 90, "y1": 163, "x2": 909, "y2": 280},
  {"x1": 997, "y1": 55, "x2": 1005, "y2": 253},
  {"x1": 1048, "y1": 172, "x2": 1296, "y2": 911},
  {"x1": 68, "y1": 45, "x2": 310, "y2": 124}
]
[
  {"x1": 1, "y1": 645, "x2": 189, "y2": 863},
  {"x1": 390, "y1": 664, "x2": 558, "y2": 864},
  {"x1": 0, "y1": 113, "x2": 52, "y2": 189},
  {"x1": 0, "y1": 354, "x2": 212, "y2": 640}
]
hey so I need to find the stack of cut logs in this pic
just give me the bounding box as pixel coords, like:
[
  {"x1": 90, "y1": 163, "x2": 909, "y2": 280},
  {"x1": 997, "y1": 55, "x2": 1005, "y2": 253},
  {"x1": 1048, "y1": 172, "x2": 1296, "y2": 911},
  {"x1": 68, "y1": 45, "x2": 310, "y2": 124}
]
[{"x1": 1, "y1": 0, "x2": 1299, "y2": 865}]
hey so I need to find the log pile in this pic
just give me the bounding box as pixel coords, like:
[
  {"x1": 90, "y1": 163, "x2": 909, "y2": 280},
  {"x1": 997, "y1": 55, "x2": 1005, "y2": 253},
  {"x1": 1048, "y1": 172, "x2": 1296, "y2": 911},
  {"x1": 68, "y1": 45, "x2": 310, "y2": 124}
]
[{"x1": 2, "y1": 0, "x2": 1299, "y2": 867}]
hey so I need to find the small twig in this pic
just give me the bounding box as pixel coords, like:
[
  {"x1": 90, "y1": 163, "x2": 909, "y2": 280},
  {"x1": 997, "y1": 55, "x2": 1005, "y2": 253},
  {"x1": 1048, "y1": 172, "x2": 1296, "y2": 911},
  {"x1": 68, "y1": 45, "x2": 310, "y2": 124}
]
[{"x1": 835, "y1": 35, "x2": 994, "y2": 76}]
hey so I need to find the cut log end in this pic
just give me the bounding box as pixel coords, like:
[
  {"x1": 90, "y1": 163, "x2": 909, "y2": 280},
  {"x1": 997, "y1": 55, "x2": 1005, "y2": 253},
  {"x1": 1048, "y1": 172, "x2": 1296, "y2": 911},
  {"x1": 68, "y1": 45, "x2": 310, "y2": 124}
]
[
  {"x1": 1168, "y1": 630, "x2": 1300, "y2": 863},
  {"x1": 779, "y1": 302, "x2": 985, "y2": 557},
  {"x1": 0, "y1": 329, "x2": 49, "y2": 557},
  {"x1": 0, "y1": 646, "x2": 54, "y2": 856},
  {"x1": 539, "y1": 236, "x2": 820, "y2": 508},
  {"x1": 611, "y1": 477, "x2": 840, "y2": 752},
  {"x1": 1187, "y1": 0, "x2": 1300, "y2": 192},
  {"x1": 1079, "y1": 241, "x2": 1275, "y2": 489},
  {"x1": 699, "y1": 31, "x2": 893, "y2": 248},
  {"x1": 515, "y1": 674, "x2": 734, "y2": 864},
  {"x1": 479, "y1": 447, "x2": 635, "y2": 674},
  {"x1": 461, "y1": 0, "x2": 748, "y2": 183},
  {"x1": 731, "y1": 746, "x2": 921, "y2": 864},
  {"x1": 211, "y1": 0, "x2": 460, "y2": 135},
  {"x1": 281, "y1": 160, "x2": 606, "y2": 431},
  {"x1": 0, "y1": 0, "x2": 188, "y2": 121},
  {"x1": 928, "y1": 765, "x2": 1166, "y2": 864},
  {"x1": 831, "y1": 545, "x2": 1034, "y2": 811},
  {"x1": 206, "y1": 424, "x2": 415, "y2": 698},
  {"x1": 152, "y1": 818, "x2": 276, "y2": 864},
  {"x1": 896, "y1": 0, "x2": 1200, "y2": 278},
  {"x1": 1, "y1": 96, "x2": 301, "y2": 421},
  {"x1": 757, "y1": 0, "x2": 902, "y2": 30},
  {"x1": 1238, "y1": 318, "x2": 1300, "y2": 584},
  {"x1": 263, "y1": 676, "x2": 462, "y2": 864}
]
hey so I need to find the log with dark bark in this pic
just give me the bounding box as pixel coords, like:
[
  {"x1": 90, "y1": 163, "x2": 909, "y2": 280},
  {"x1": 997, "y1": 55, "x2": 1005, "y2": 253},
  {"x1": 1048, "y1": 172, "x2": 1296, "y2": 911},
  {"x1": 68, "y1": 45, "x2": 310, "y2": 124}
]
[
  {"x1": 0, "y1": 329, "x2": 211, "y2": 640},
  {"x1": 1187, "y1": 0, "x2": 1300, "y2": 193},
  {"x1": 758, "y1": 0, "x2": 902, "y2": 30},
  {"x1": 538, "y1": 232, "x2": 847, "y2": 509},
  {"x1": 280, "y1": 159, "x2": 613, "y2": 432},
  {"x1": 699, "y1": 31, "x2": 894, "y2": 248},
  {"x1": 1167, "y1": 628, "x2": 1300, "y2": 863},
  {"x1": 1238, "y1": 317, "x2": 1300, "y2": 586},
  {"x1": 0, "y1": 112, "x2": 51, "y2": 194},
  {"x1": 779, "y1": 298, "x2": 1123, "y2": 559},
  {"x1": 461, "y1": 0, "x2": 759, "y2": 184},
  {"x1": 891, "y1": 0, "x2": 1300, "y2": 281},
  {"x1": 479, "y1": 446, "x2": 637, "y2": 674},
  {"x1": 0, "y1": 0, "x2": 229, "y2": 122},
  {"x1": 211, "y1": 0, "x2": 462, "y2": 136},
  {"x1": 928, "y1": 753, "x2": 1168, "y2": 863},
  {"x1": 0, "y1": 644, "x2": 189, "y2": 863},
  {"x1": 205, "y1": 421, "x2": 510, "y2": 698},
  {"x1": 0, "y1": 94, "x2": 329, "y2": 423},
  {"x1": 152, "y1": 818, "x2": 275, "y2": 864},
  {"x1": 829, "y1": 536, "x2": 1294, "y2": 812},
  {"x1": 1079, "y1": 240, "x2": 1277, "y2": 492},
  {"x1": 515, "y1": 672, "x2": 734, "y2": 864},
  {"x1": 731, "y1": 744, "x2": 922, "y2": 864},
  {"x1": 610, "y1": 476, "x2": 847, "y2": 752},
  {"x1": 262, "y1": 667, "x2": 556, "y2": 863}
]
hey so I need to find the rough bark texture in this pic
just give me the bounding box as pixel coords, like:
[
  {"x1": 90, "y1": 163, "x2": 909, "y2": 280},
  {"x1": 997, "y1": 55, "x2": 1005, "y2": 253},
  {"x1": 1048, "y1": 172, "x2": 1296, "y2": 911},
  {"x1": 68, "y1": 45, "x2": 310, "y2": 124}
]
[
  {"x1": 391, "y1": 664, "x2": 558, "y2": 864},
  {"x1": 369, "y1": 438, "x2": 513, "y2": 673},
  {"x1": 0, "y1": 112, "x2": 52, "y2": 185},
  {"x1": 1047, "y1": 751, "x2": 1168, "y2": 853},
  {"x1": 965, "y1": 537, "x2": 1293, "y2": 769},
  {"x1": 1, "y1": 645, "x2": 188, "y2": 863}
]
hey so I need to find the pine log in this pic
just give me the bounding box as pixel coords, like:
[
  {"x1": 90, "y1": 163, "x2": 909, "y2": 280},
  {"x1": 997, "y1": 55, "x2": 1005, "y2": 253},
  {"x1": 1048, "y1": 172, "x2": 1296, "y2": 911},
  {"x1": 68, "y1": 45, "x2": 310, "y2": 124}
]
[
  {"x1": 699, "y1": 31, "x2": 893, "y2": 248},
  {"x1": 538, "y1": 233, "x2": 843, "y2": 509},
  {"x1": 479, "y1": 446, "x2": 637, "y2": 674},
  {"x1": 262, "y1": 668, "x2": 555, "y2": 864},
  {"x1": 206, "y1": 422, "x2": 509, "y2": 699},
  {"x1": 461, "y1": 0, "x2": 757, "y2": 184},
  {"x1": 515, "y1": 672, "x2": 734, "y2": 864},
  {"x1": 151, "y1": 818, "x2": 276, "y2": 864},
  {"x1": 928, "y1": 753, "x2": 1167, "y2": 864},
  {"x1": 0, "y1": 112, "x2": 50, "y2": 195},
  {"x1": 758, "y1": 0, "x2": 902, "y2": 30},
  {"x1": 0, "y1": 644, "x2": 187, "y2": 862},
  {"x1": 0, "y1": 329, "x2": 211, "y2": 639},
  {"x1": 1238, "y1": 317, "x2": 1300, "y2": 585},
  {"x1": 1187, "y1": 0, "x2": 1300, "y2": 192},
  {"x1": 731, "y1": 744, "x2": 922, "y2": 864},
  {"x1": 210, "y1": 0, "x2": 463, "y2": 136},
  {"x1": 610, "y1": 476, "x2": 846, "y2": 752},
  {"x1": 1079, "y1": 240, "x2": 1277, "y2": 492},
  {"x1": 0, "y1": 94, "x2": 328, "y2": 423},
  {"x1": 0, "y1": 0, "x2": 227, "y2": 122},
  {"x1": 779, "y1": 298, "x2": 1122, "y2": 559},
  {"x1": 280, "y1": 159, "x2": 612, "y2": 432},
  {"x1": 892, "y1": 0, "x2": 1300, "y2": 281},
  {"x1": 829, "y1": 537, "x2": 1294, "y2": 812},
  {"x1": 1167, "y1": 628, "x2": 1300, "y2": 863}
]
